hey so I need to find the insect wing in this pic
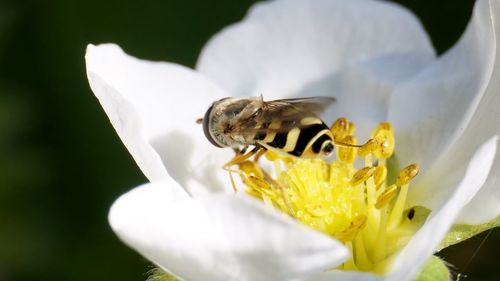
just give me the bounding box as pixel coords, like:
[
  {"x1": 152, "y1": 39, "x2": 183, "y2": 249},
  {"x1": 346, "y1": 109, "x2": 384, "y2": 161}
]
[
  {"x1": 267, "y1": 96, "x2": 336, "y2": 116},
  {"x1": 235, "y1": 96, "x2": 334, "y2": 135}
]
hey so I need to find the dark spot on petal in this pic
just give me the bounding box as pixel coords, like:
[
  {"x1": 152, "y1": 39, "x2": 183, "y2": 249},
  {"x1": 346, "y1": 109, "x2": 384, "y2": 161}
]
[{"x1": 407, "y1": 208, "x2": 415, "y2": 220}]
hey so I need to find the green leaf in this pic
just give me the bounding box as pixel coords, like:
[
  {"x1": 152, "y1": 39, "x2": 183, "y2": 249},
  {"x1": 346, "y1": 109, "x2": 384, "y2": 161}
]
[
  {"x1": 413, "y1": 255, "x2": 450, "y2": 281},
  {"x1": 440, "y1": 215, "x2": 500, "y2": 250}
]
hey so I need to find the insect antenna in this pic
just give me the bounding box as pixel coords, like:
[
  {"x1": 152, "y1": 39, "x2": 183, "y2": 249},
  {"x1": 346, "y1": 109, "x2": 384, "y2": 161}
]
[{"x1": 334, "y1": 139, "x2": 370, "y2": 148}]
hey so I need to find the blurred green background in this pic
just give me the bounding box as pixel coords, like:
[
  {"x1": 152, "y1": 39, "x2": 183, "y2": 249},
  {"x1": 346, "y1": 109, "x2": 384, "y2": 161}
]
[{"x1": 0, "y1": 0, "x2": 497, "y2": 280}]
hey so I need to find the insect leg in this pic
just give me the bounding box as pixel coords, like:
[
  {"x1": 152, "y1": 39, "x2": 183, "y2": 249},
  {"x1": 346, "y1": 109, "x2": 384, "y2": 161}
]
[
  {"x1": 223, "y1": 146, "x2": 262, "y2": 192},
  {"x1": 253, "y1": 146, "x2": 268, "y2": 162}
]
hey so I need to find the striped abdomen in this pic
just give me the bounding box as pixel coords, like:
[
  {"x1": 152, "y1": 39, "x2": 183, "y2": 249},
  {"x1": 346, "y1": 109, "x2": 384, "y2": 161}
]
[{"x1": 256, "y1": 117, "x2": 335, "y2": 158}]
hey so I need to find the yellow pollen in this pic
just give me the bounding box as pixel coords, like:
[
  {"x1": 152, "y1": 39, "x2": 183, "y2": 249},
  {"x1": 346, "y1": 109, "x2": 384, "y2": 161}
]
[{"x1": 236, "y1": 118, "x2": 426, "y2": 275}]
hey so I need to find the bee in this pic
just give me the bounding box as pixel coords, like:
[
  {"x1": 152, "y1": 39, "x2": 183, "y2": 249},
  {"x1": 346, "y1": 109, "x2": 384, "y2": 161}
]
[{"x1": 200, "y1": 96, "x2": 338, "y2": 164}]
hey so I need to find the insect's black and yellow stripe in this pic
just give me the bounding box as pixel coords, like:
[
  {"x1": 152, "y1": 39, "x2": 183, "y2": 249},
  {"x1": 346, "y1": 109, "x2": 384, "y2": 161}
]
[{"x1": 255, "y1": 117, "x2": 334, "y2": 158}]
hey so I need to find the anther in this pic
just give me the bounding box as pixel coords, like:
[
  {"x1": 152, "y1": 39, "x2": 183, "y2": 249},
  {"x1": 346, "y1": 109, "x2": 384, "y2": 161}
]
[
  {"x1": 396, "y1": 164, "x2": 419, "y2": 186},
  {"x1": 371, "y1": 122, "x2": 395, "y2": 159},
  {"x1": 358, "y1": 139, "x2": 377, "y2": 157},
  {"x1": 375, "y1": 184, "x2": 398, "y2": 209},
  {"x1": 305, "y1": 204, "x2": 330, "y2": 217},
  {"x1": 373, "y1": 166, "x2": 387, "y2": 189},
  {"x1": 265, "y1": 151, "x2": 279, "y2": 161},
  {"x1": 338, "y1": 135, "x2": 357, "y2": 163},
  {"x1": 348, "y1": 122, "x2": 356, "y2": 136},
  {"x1": 244, "y1": 175, "x2": 276, "y2": 199},
  {"x1": 239, "y1": 161, "x2": 264, "y2": 178},
  {"x1": 337, "y1": 215, "x2": 367, "y2": 242},
  {"x1": 245, "y1": 175, "x2": 270, "y2": 191},
  {"x1": 331, "y1": 117, "x2": 354, "y2": 141},
  {"x1": 350, "y1": 167, "x2": 376, "y2": 186}
]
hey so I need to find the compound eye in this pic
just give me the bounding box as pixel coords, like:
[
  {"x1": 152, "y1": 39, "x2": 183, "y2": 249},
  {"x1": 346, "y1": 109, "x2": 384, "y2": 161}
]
[
  {"x1": 322, "y1": 143, "x2": 334, "y2": 156},
  {"x1": 202, "y1": 104, "x2": 223, "y2": 148}
]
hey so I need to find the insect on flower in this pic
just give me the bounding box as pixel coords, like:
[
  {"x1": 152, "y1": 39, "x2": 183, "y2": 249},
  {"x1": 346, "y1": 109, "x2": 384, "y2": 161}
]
[{"x1": 198, "y1": 96, "x2": 364, "y2": 188}]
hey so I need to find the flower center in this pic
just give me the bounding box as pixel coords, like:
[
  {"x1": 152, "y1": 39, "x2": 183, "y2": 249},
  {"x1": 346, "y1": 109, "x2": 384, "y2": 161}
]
[{"x1": 236, "y1": 119, "x2": 427, "y2": 274}]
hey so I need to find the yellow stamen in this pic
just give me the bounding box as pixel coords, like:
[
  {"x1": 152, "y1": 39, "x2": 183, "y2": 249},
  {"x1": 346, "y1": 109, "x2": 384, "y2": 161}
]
[
  {"x1": 373, "y1": 166, "x2": 387, "y2": 189},
  {"x1": 337, "y1": 215, "x2": 367, "y2": 242},
  {"x1": 388, "y1": 184, "x2": 409, "y2": 230},
  {"x1": 373, "y1": 205, "x2": 389, "y2": 262},
  {"x1": 371, "y1": 122, "x2": 395, "y2": 159},
  {"x1": 337, "y1": 135, "x2": 357, "y2": 163},
  {"x1": 350, "y1": 167, "x2": 376, "y2": 186},
  {"x1": 239, "y1": 161, "x2": 264, "y2": 178},
  {"x1": 358, "y1": 138, "x2": 377, "y2": 157},
  {"x1": 331, "y1": 117, "x2": 356, "y2": 141},
  {"x1": 396, "y1": 164, "x2": 419, "y2": 186},
  {"x1": 375, "y1": 184, "x2": 398, "y2": 209},
  {"x1": 235, "y1": 121, "x2": 425, "y2": 275}
]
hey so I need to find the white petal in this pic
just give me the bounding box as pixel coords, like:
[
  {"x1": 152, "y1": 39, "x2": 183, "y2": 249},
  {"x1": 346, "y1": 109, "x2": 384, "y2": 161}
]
[
  {"x1": 197, "y1": 0, "x2": 435, "y2": 136},
  {"x1": 198, "y1": 0, "x2": 434, "y2": 98},
  {"x1": 457, "y1": 165, "x2": 500, "y2": 224},
  {"x1": 389, "y1": 0, "x2": 500, "y2": 221},
  {"x1": 86, "y1": 44, "x2": 232, "y2": 194},
  {"x1": 386, "y1": 137, "x2": 497, "y2": 281},
  {"x1": 308, "y1": 56, "x2": 436, "y2": 140},
  {"x1": 109, "y1": 180, "x2": 349, "y2": 281}
]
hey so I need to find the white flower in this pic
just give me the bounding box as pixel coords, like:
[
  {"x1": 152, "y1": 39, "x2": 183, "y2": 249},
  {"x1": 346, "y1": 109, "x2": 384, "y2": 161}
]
[{"x1": 85, "y1": 0, "x2": 500, "y2": 280}]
